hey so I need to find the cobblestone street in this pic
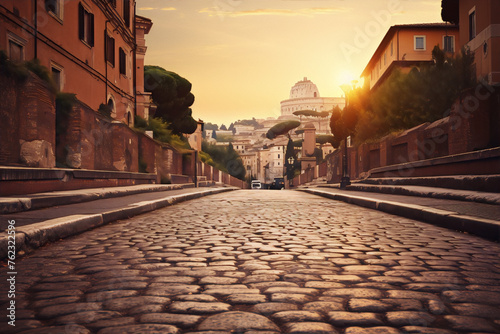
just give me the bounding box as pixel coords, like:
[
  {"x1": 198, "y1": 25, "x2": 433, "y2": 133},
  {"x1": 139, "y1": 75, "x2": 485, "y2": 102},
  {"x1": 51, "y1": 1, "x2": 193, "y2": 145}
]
[{"x1": 2, "y1": 190, "x2": 500, "y2": 334}]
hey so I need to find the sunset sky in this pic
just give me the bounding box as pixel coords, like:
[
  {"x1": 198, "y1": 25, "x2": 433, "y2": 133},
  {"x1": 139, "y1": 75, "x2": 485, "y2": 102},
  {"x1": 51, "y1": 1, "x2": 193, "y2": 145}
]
[{"x1": 138, "y1": 0, "x2": 443, "y2": 126}]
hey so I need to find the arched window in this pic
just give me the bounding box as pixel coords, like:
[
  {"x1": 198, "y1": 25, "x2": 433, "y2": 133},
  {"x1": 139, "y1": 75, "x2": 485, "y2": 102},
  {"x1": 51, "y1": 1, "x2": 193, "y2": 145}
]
[{"x1": 107, "y1": 96, "x2": 116, "y2": 118}]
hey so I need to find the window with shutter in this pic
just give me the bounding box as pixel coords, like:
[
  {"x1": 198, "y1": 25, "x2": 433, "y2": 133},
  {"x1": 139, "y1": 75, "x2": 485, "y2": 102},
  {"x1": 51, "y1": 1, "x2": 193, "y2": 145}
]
[
  {"x1": 414, "y1": 36, "x2": 426, "y2": 50},
  {"x1": 469, "y1": 10, "x2": 476, "y2": 41},
  {"x1": 45, "y1": 0, "x2": 63, "y2": 20},
  {"x1": 119, "y1": 48, "x2": 126, "y2": 75},
  {"x1": 78, "y1": 3, "x2": 94, "y2": 47},
  {"x1": 106, "y1": 34, "x2": 115, "y2": 66},
  {"x1": 443, "y1": 36, "x2": 455, "y2": 52},
  {"x1": 124, "y1": 0, "x2": 130, "y2": 27}
]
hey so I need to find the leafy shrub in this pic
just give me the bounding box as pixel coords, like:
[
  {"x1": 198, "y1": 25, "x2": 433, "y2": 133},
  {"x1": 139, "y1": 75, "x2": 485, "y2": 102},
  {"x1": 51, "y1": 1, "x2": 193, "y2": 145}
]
[{"x1": 134, "y1": 115, "x2": 190, "y2": 151}]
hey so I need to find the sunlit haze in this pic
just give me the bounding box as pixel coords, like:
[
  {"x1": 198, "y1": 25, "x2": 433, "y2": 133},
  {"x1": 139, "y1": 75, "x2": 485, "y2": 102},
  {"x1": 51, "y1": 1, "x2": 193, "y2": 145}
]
[{"x1": 138, "y1": 0, "x2": 443, "y2": 126}]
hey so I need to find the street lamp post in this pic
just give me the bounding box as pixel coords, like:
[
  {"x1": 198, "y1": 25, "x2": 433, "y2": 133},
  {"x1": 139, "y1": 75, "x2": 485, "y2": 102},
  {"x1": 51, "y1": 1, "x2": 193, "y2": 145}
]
[
  {"x1": 287, "y1": 156, "x2": 295, "y2": 188},
  {"x1": 340, "y1": 84, "x2": 352, "y2": 189}
]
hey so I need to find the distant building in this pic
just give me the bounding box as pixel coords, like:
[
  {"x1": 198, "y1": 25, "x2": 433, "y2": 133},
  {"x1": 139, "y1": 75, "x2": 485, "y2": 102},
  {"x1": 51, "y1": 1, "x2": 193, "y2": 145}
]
[
  {"x1": 241, "y1": 151, "x2": 258, "y2": 179},
  {"x1": 234, "y1": 125, "x2": 255, "y2": 136},
  {"x1": 361, "y1": 23, "x2": 459, "y2": 90},
  {"x1": 268, "y1": 145, "x2": 286, "y2": 181},
  {"x1": 257, "y1": 148, "x2": 271, "y2": 183},
  {"x1": 216, "y1": 130, "x2": 234, "y2": 137},
  {"x1": 187, "y1": 120, "x2": 204, "y2": 152},
  {"x1": 442, "y1": 0, "x2": 500, "y2": 86},
  {"x1": 233, "y1": 139, "x2": 252, "y2": 154},
  {"x1": 280, "y1": 77, "x2": 344, "y2": 117}
]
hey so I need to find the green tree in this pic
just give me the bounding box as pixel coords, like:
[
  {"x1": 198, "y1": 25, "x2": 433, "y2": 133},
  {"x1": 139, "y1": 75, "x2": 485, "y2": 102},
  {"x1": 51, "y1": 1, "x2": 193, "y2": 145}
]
[
  {"x1": 266, "y1": 120, "x2": 301, "y2": 140},
  {"x1": 329, "y1": 105, "x2": 355, "y2": 148},
  {"x1": 201, "y1": 142, "x2": 246, "y2": 181},
  {"x1": 355, "y1": 46, "x2": 475, "y2": 143},
  {"x1": 234, "y1": 117, "x2": 264, "y2": 129},
  {"x1": 144, "y1": 65, "x2": 197, "y2": 135},
  {"x1": 202, "y1": 122, "x2": 218, "y2": 139},
  {"x1": 316, "y1": 135, "x2": 336, "y2": 146},
  {"x1": 293, "y1": 110, "x2": 330, "y2": 118},
  {"x1": 134, "y1": 116, "x2": 190, "y2": 150}
]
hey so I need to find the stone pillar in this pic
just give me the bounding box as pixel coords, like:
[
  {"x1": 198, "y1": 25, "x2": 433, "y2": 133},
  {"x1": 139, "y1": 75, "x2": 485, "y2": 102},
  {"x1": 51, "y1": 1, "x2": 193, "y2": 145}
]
[
  {"x1": 188, "y1": 120, "x2": 204, "y2": 152},
  {"x1": 302, "y1": 123, "x2": 316, "y2": 156},
  {"x1": 300, "y1": 122, "x2": 317, "y2": 171}
]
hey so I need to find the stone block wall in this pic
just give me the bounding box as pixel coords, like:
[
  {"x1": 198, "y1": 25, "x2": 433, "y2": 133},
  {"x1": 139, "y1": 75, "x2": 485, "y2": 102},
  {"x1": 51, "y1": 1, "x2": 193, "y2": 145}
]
[
  {"x1": 325, "y1": 87, "x2": 499, "y2": 182},
  {"x1": 448, "y1": 88, "x2": 494, "y2": 155},
  {"x1": 0, "y1": 73, "x2": 56, "y2": 167},
  {"x1": 0, "y1": 71, "x2": 252, "y2": 190}
]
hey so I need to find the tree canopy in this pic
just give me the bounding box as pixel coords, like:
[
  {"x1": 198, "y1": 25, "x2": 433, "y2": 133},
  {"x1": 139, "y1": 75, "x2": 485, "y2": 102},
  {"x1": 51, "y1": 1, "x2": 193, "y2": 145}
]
[
  {"x1": 204, "y1": 122, "x2": 219, "y2": 131},
  {"x1": 266, "y1": 120, "x2": 301, "y2": 140},
  {"x1": 234, "y1": 118, "x2": 264, "y2": 129},
  {"x1": 293, "y1": 110, "x2": 330, "y2": 118},
  {"x1": 201, "y1": 142, "x2": 246, "y2": 180},
  {"x1": 134, "y1": 116, "x2": 190, "y2": 151},
  {"x1": 144, "y1": 65, "x2": 197, "y2": 135},
  {"x1": 330, "y1": 46, "x2": 475, "y2": 146},
  {"x1": 329, "y1": 105, "x2": 357, "y2": 148},
  {"x1": 316, "y1": 135, "x2": 336, "y2": 146}
]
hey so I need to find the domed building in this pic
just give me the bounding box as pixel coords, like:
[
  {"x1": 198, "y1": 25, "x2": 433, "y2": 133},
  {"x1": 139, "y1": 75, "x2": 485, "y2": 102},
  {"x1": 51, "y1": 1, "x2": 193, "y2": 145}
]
[{"x1": 280, "y1": 77, "x2": 344, "y2": 118}]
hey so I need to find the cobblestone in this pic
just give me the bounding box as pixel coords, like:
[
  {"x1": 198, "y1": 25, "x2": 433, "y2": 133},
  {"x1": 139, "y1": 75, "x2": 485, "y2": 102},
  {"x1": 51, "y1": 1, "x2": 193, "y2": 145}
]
[
  {"x1": 385, "y1": 311, "x2": 436, "y2": 327},
  {"x1": 271, "y1": 310, "x2": 324, "y2": 322},
  {"x1": 400, "y1": 327, "x2": 455, "y2": 334},
  {"x1": 169, "y1": 301, "x2": 232, "y2": 314},
  {"x1": 251, "y1": 302, "x2": 300, "y2": 314},
  {"x1": 197, "y1": 311, "x2": 279, "y2": 331},
  {"x1": 328, "y1": 311, "x2": 385, "y2": 326},
  {"x1": 344, "y1": 327, "x2": 401, "y2": 334},
  {"x1": 285, "y1": 322, "x2": 338, "y2": 333},
  {"x1": 97, "y1": 324, "x2": 180, "y2": 333},
  {"x1": 348, "y1": 299, "x2": 393, "y2": 312},
  {"x1": 2, "y1": 190, "x2": 500, "y2": 333},
  {"x1": 444, "y1": 315, "x2": 499, "y2": 332},
  {"x1": 140, "y1": 313, "x2": 202, "y2": 328}
]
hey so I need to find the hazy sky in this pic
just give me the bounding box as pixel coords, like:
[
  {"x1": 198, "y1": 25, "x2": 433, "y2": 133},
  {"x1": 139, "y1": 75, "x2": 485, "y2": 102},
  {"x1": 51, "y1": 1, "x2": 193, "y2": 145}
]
[{"x1": 138, "y1": 0, "x2": 443, "y2": 126}]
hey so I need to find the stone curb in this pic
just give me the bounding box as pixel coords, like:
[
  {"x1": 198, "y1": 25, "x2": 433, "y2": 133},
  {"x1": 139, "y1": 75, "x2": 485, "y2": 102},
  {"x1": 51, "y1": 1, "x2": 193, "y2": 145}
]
[
  {"x1": 300, "y1": 188, "x2": 500, "y2": 242},
  {"x1": 0, "y1": 184, "x2": 196, "y2": 214},
  {"x1": 348, "y1": 184, "x2": 500, "y2": 206},
  {"x1": 0, "y1": 187, "x2": 236, "y2": 260},
  {"x1": 315, "y1": 183, "x2": 500, "y2": 206}
]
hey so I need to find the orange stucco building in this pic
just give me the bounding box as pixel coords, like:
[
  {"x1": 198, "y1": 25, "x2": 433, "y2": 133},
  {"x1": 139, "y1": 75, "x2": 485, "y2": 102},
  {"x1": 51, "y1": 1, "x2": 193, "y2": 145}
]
[
  {"x1": 0, "y1": 0, "x2": 151, "y2": 125},
  {"x1": 442, "y1": 0, "x2": 500, "y2": 86},
  {"x1": 361, "y1": 23, "x2": 459, "y2": 90}
]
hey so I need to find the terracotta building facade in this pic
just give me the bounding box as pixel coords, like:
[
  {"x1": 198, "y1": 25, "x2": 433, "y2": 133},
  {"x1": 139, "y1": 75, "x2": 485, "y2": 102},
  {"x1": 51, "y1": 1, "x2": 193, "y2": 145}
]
[
  {"x1": 361, "y1": 23, "x2": 459, "y2": 90},
  {"x1": 0, "y1": 0, "x2": 141, "y2": 125},
  {"x1": 442, "y1": 0, "x2": 500, "y2": 86}
]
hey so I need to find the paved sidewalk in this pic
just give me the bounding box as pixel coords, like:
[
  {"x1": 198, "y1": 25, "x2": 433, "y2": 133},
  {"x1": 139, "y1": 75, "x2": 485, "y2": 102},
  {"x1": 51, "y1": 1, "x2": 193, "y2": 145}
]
[
  {"x1": 0, "y1": 184, "x2": 194, "y2": 214},
  {"x1": 0, "y1": 186, "x2": 236, "y2": 260},
  {"x1": 299, "y1": 185, "x2": 500, "y2": 242},
  {"x1": 341, "y1": 183, "x2": 500, "y2": 206}
]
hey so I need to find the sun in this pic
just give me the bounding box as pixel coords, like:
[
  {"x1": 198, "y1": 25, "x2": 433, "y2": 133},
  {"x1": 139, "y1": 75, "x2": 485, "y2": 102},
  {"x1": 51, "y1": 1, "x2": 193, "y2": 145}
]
[
  {"x1": 339, "y1": 70, "x2": 357, "y2": 85},
  {"x1": 336, "y1": 70, "x2": 364, "y2": 90}
]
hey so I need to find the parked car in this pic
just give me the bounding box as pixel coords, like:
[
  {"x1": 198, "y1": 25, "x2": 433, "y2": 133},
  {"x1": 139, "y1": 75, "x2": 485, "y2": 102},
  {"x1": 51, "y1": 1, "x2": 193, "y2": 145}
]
[
  {"x1": 270, "y1": 177, "x2": 285, "y2": 190},
  {"x1": 251, "y1": 180, "x2": 262, "y2": 189}
]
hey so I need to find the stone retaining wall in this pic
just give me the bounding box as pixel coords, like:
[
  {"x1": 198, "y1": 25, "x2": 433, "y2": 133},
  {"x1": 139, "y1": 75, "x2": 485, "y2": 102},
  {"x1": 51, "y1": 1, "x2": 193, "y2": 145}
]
[
  {"x1": 0, "y1": 73, "x2": 246, "y2": 194},
  {"x1": 326, "y1": 87, "x2": 500, "y2": 183}
]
